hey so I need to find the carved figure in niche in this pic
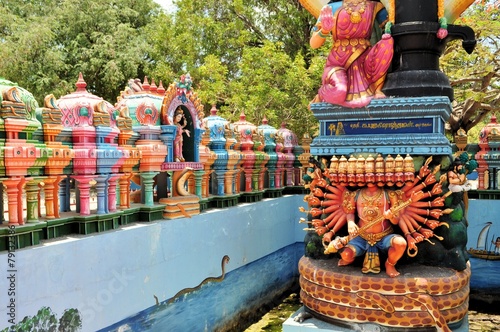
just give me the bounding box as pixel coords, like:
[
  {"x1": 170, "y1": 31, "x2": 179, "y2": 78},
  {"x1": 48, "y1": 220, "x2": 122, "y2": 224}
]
[
  {"x1": 447, "y1": 152, "x2": 477, "y2": 193},
  {"x1": 310, "y1": 0, "x2": 393, "y2": 107},
  {"x1": 173, "y1": 107, "x2": 190, "y2": 162},
  {"x1": 175, "y1": 73, "x2": 192, "y2": 103}
]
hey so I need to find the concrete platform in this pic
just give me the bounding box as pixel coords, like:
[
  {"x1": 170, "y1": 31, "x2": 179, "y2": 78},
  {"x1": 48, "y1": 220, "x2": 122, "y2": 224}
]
[{"x1": 284, "y1": 306, "x2": 469, "y2": 332}]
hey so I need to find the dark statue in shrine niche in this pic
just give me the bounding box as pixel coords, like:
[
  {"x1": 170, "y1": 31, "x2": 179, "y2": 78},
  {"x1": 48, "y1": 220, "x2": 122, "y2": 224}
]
[{"x1": 173, "y1": 107, "x2": 190, "y2": 162}]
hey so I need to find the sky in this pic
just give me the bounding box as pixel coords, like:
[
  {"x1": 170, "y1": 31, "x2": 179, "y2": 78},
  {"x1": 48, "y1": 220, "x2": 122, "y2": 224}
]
[{"x1": 154, "y1": 0, "x2": 176, "y2": 12}]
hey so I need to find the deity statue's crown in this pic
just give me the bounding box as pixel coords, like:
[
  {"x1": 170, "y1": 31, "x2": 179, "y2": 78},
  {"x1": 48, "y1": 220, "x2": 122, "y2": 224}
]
[{"x1": 327, "y1": 153, "x2": 415, "y2": 187}]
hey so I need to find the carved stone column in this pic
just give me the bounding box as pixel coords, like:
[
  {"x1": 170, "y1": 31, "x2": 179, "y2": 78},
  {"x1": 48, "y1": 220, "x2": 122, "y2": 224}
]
[
  {"x1": 140, "y1": 172, "x2": 158, "y2": 206},
  {"x1": 26, "y1": 178, "x2": 44, "y2": 223},
  {"x1": 107, "y1": 174, "x2": 121, "y2": 212},
  {"x1": 119, "y1": 173, "x2": 133, "y2": 209},
  {"x1": 95, "y1": 174, "x2": 108, "y2": 214},
  {"x1": 72, "y1": 175, "x2": 96, "y2": 215},
  {"x1": 3, "y1": 177, "x2": 24, "y2": 225}
]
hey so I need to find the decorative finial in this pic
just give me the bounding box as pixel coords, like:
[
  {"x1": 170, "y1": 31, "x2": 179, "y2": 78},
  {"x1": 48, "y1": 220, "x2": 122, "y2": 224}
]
[
  {"x1": 150, "y1": 78, "x2": 157, "y2": 93},
  {"x1": 143, "y1": 76, "x2": 150, "y2": 91},
  {"x1": 75, "y1": 72, "x2": 87, "y2": 92},
  {"x1": 210, "y1": 104, "x2": 218, "y2": 116},
  {"x1": 157, "y1": 80, "x2": 165, "y2": 95}
]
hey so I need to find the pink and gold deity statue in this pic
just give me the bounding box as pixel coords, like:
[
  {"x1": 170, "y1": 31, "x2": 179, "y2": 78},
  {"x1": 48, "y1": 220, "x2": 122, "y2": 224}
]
[{"x1": 309, "y1": 0, "x2": 394, "y2": 107}]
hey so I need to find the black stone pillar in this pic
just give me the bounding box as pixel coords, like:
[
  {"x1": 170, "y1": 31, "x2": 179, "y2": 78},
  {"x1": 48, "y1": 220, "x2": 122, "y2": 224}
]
[{"x1": 383, "y1": 0, "x2": 476, "y2": 100}]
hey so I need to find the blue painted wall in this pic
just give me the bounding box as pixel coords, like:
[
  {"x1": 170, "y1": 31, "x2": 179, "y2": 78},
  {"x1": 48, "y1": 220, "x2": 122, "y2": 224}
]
[
  {"x1": 467, "y1": 199, "x2": 500, "y2": 251},
  {"x1": 103, "y1": 243, "x2": 303, "y2": 331},
  {"x1": 0, "y1": 195, "x2": 306, "y2": 332},
  {"x1": 466, "y1": 199, "x2": 500, "y2": 291}
]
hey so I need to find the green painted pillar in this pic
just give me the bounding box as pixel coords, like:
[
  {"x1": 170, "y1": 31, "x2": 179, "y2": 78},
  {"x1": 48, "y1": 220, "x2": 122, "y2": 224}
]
[
  {"x1": 26, "y1": 178, "x2": 44, "y2": 223},
  {"x1": 141, "y1": 172, "x2": 158, "y2": 206},
  {"x1": 194, "y1": 170, "x2": 204, "y2": 198}
]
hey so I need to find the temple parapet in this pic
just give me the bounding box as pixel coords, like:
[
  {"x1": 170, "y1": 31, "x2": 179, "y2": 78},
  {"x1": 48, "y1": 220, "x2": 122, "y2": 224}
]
[{"x1": 0, "y1": 74, "x2": 306, "y2": 250}]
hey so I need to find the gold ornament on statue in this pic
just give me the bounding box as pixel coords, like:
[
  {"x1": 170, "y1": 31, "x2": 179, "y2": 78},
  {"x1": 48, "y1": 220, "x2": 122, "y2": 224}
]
[{"x1": 343, "y1": 0, "x2": 366, "y2": 24}]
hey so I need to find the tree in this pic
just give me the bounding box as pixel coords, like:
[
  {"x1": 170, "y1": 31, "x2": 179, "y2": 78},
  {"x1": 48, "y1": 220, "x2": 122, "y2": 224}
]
[
  {"x1": 441, "y1": 1, "x2": 500, "y2": 139},
  {"x1": 145, "y1": 0, "x2": 322, "y2": 138},
  {"x1": 1, "y1": 306, "x2": 82, "y2": 332},
  {"x1": 0, "y1": 0, "x2": 162, "y2": 103}
]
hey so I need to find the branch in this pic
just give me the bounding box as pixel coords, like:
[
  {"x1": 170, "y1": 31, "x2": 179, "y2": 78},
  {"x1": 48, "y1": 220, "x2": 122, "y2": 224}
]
[{"x1": 447, "y1": 99, "x2": 498, "y2": 134}]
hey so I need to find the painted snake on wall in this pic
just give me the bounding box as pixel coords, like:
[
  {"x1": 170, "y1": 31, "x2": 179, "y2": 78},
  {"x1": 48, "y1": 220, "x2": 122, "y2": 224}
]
[{"x1": 165, "y1": 255, "x2": 230, "y2": 305}]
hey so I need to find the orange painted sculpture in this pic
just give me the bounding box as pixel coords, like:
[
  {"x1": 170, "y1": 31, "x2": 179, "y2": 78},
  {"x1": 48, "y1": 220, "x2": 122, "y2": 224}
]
[
  {"x1": 330, "y1": 185, "x2": 407, "y2": 277},
  {"x1": 302, "y1": 155, "x2": 450, "y2": 276},
  {"x1": 298, "y1": 155, "x2": 471, "y2": 331}
]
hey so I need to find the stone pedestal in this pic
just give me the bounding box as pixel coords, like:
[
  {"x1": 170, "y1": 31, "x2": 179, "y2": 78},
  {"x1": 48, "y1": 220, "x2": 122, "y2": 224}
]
[
  {"x1": 294, "y1": 256, "x2": 469, "y2": 332},
  {"x1": 310, "y1": 97, "x2": 452, "y2": 156}
]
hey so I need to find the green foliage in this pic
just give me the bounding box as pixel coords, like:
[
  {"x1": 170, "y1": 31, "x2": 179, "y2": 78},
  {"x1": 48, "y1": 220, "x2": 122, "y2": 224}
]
[
  {"x1": 1, "y1": 306, "x2": 81, "y2": 332},
  {"x1": 0, "y1": 0, "x2": 321, "y2": 138},
  {"x1": 0, "y1": 0, "x2": 161, "y2": 103},
  {"x1": 143, "y1": 0, "x2": 320, "y2": 138},
  {"x1": 58, "y1": 309, "x2": 83, "y2": 332}
]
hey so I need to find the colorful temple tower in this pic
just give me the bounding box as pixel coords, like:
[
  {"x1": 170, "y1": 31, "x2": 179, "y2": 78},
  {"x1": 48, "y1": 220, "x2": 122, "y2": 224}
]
[
  {"x1": 38, "y1": 95, "x2": 74, "y2": 219},
  {"x1": 0, "y1": 79, "x2": 48, "y2": 226},
  {"x1": 476, "y1": 115, "x2": 500, "y2": 190},
  {"x1": 276, "y1": 122, "x2": 297, "y2": 187},
  {"x1": 158, "y1": 75, "x2": 206, "y2": 218},
  {"x1": 257, "y1": 117, "x2": 280, "y2": 192},
  {"x1": 203, "y1": 106, "x2": 229, "y2": 197},
  {"x1": 57, "y1": 73, "x2": 123, "y2": 216},
  {"x1": 232, "y1": 112, "x2": 263, "y2": 200},
  {"x1": 224, "y1": 116, "x2": 243, "y2": 197},
  {"x1": 115, "y1": 76, "x2": 167, "y2": 208}
]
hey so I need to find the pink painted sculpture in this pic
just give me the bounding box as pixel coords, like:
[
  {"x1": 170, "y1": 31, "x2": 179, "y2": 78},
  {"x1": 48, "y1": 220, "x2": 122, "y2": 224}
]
[
  {"x1": 475, "y1": 115, "x2": 500, "y2": 189},
  {"x1": 310, "y1": 0, "x2": 393, "y2": 107},
  {"x1": 232, "y1": 112, "x2": 257, "y2": 192}
]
